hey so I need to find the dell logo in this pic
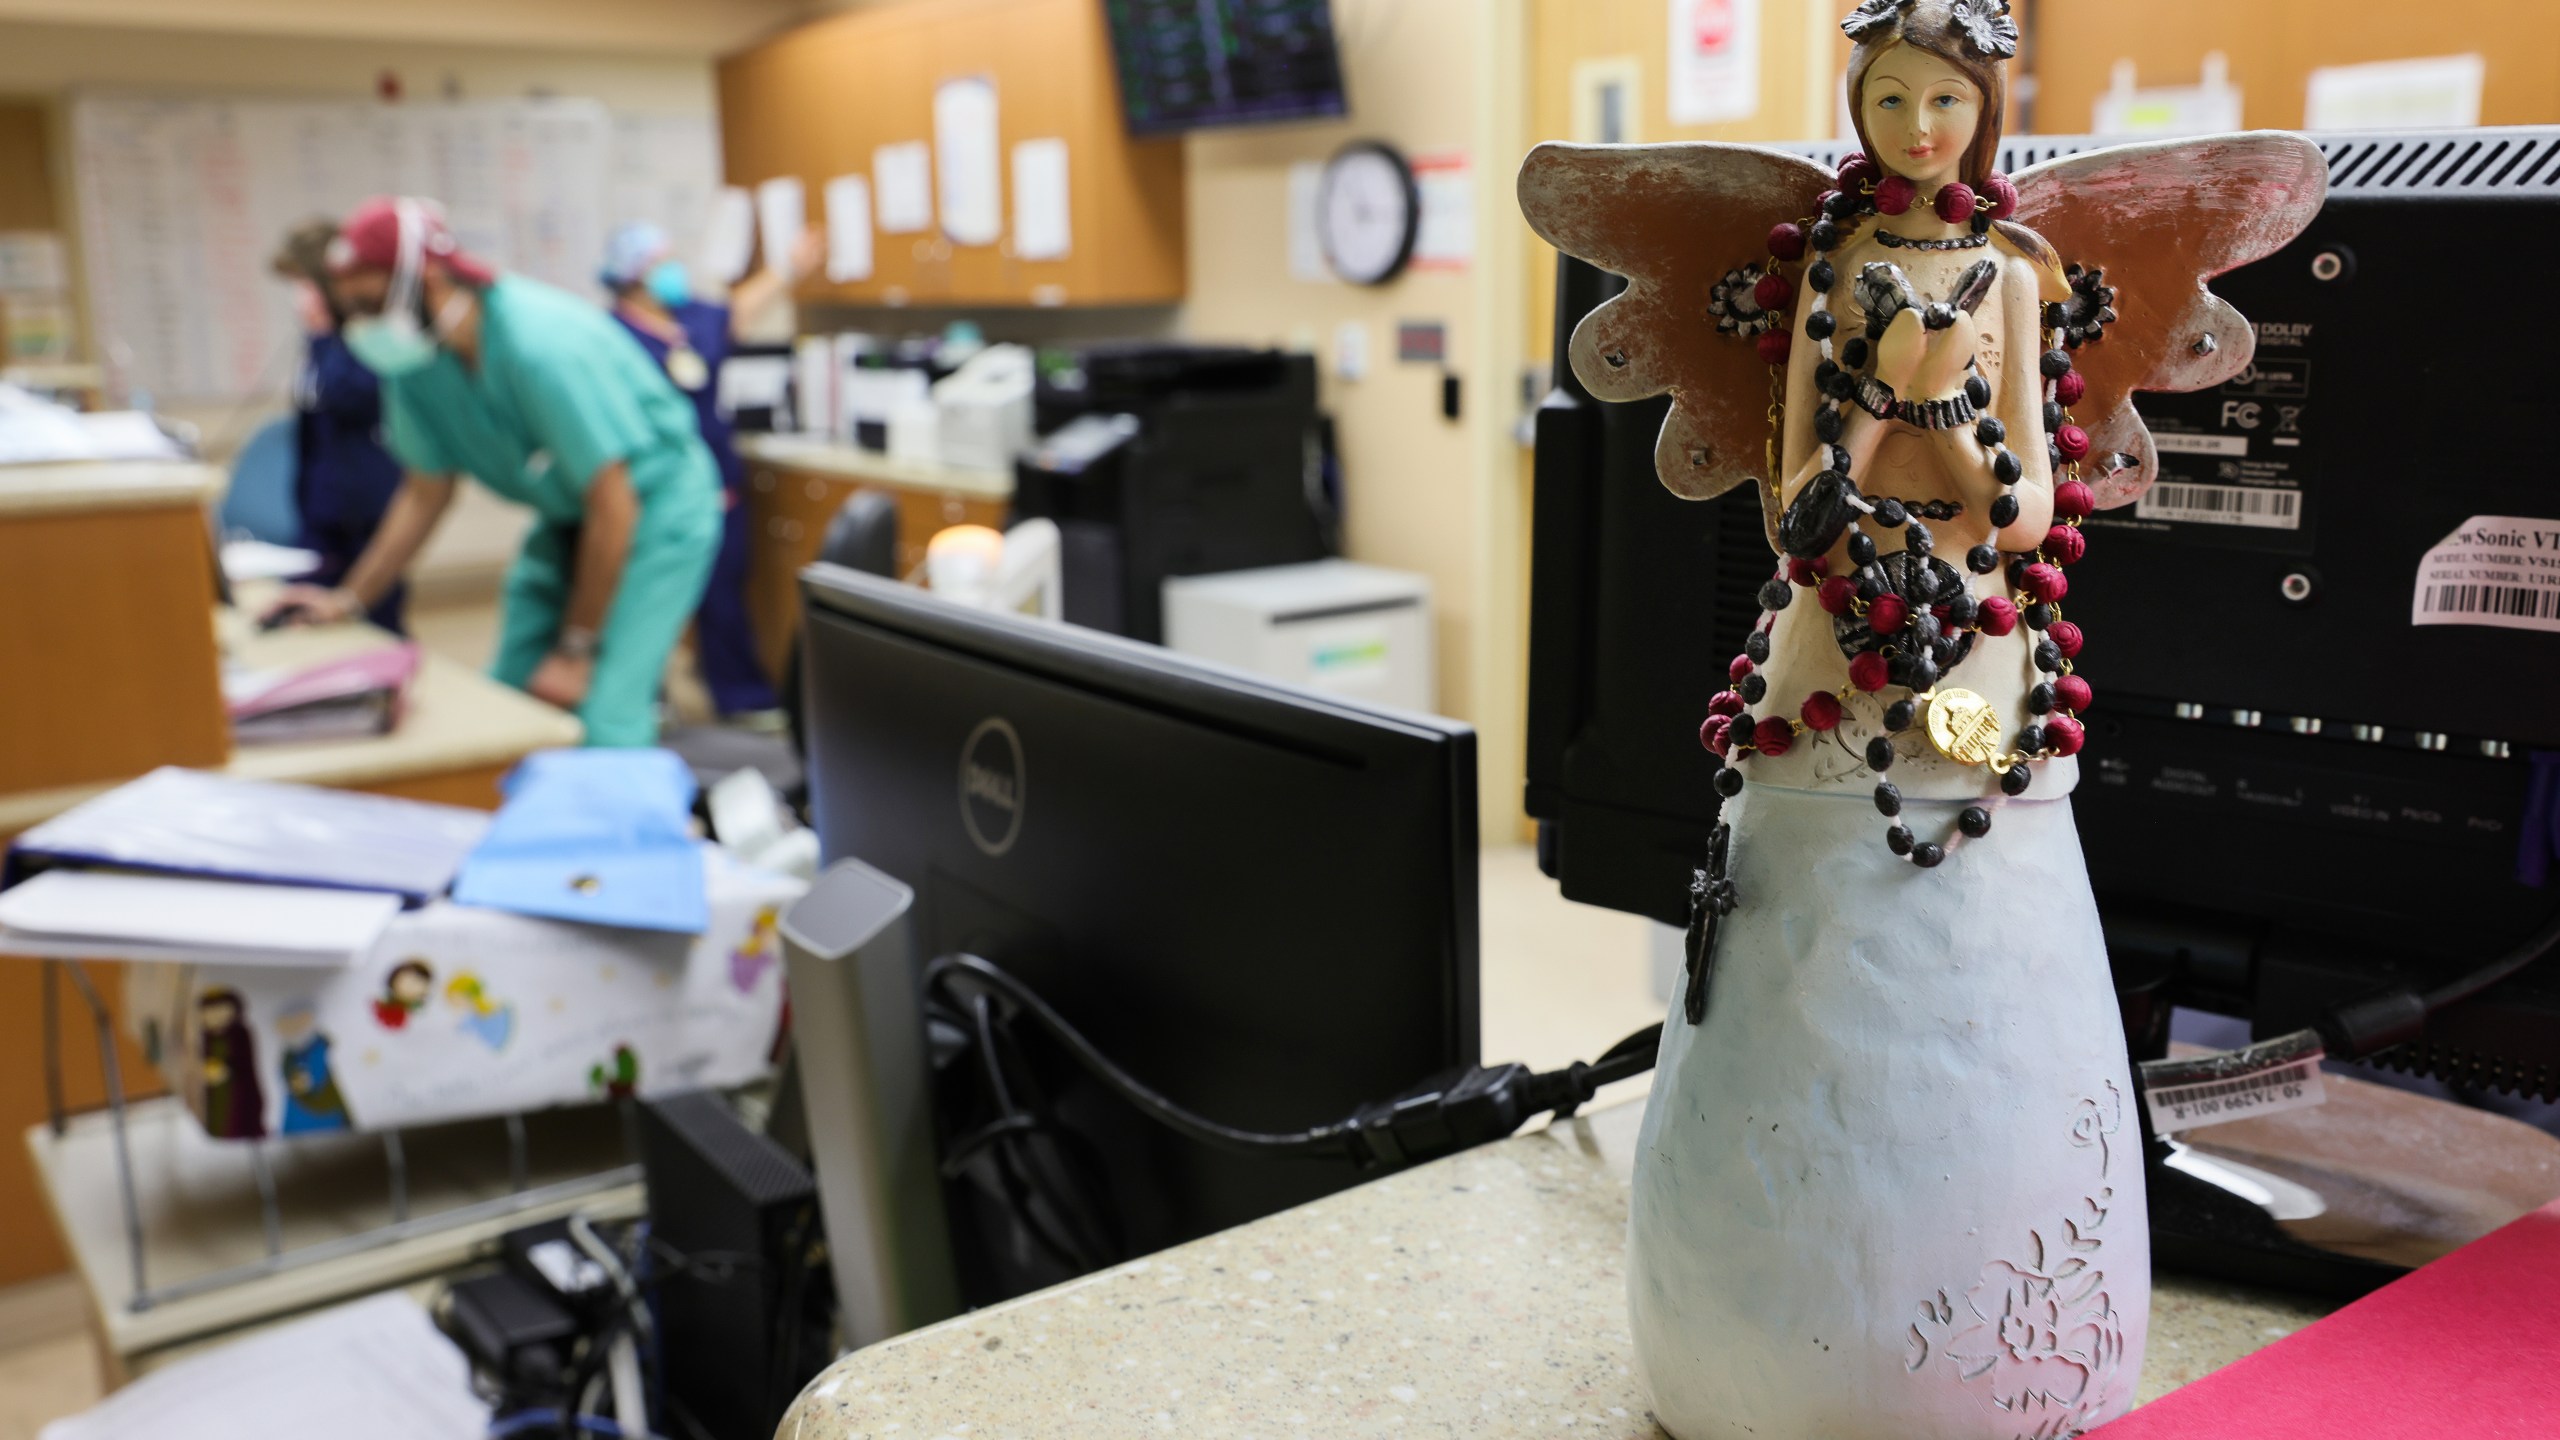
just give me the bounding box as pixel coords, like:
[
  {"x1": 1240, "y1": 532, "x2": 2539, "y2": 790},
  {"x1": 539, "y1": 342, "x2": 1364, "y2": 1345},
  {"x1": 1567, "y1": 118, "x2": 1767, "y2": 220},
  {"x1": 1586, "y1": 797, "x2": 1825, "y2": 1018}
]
[{"x1": 959, "y1": 717, "x2": 1025, "y2": 857}]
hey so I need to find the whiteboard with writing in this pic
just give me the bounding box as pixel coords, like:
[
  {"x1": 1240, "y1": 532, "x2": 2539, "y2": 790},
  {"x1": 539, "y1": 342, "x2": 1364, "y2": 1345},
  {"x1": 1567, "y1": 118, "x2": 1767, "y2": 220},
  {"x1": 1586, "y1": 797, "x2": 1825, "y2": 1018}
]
[{"x1": 70, "y1": 93, "x2": 720, "y2": 404}]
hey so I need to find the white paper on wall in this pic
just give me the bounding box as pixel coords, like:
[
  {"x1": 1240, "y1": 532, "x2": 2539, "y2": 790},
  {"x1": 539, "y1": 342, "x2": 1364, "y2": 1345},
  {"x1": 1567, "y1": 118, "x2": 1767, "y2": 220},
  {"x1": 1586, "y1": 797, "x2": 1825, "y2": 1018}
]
[
  {"x1": 70, "y1": 95, "x2": 711, "y2": 403},
  {"x1": 0, "y1": 231, "x2": 66, "y2": 293},
  {"x1": 823, "y1": 174, "x2": 874, "y2": 281},
  {"x1": 1666, "y1": 0, "x2": 1760, "y2": 126},
  {"x1": 874, "y1": 141, "x2": 933, "y2": 234},
  {"x1": 701, "y1": 186, "x2": 756, "y2": 284},
  {"x1": 1410, "y1": 152, "x2": 1474, "y2": 271},
  {"x1": 1286, "y1": 161, "x2": 1328, "y2": 282},
  {"x1": 933, "y1": 77, "x2": 1003, "y2": 247},
  {"x1": 754, "y1": 175, "x2": 806, "y2": 279},
  {"x1": 2093, "y1": 54, "x2": 2244, "y2": 137},
  {"x1": 1011, "y1": 138, "x2": 1072, "y2": 262},
  {"x1": 2306, "y1": 54, "x2": 2484, "y2": 131}
]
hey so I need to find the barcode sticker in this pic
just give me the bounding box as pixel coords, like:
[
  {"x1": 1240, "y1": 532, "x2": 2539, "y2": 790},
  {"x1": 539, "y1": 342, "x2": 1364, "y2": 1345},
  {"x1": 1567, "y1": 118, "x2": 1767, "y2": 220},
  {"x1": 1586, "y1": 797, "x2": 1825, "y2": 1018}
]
[
  {"x1": 2411, "y1": 516, "x2": 2560, "y2": 633},
  {"x1": 2134, "y1": 481, "x2": 2302, "y2": 529},
  {"x1": 2139, "y1": 1029, "x2": 2328, "y2": 1134}
]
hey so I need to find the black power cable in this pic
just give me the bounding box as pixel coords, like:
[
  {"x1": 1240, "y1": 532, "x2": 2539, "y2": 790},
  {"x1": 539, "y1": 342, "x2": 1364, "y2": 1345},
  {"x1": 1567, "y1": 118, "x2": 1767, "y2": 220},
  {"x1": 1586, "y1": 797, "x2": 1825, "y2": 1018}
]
[
  {"x1": 920, "y1": 952, "x2": 1662, "y2": 1175},
  {"x1": 2314, "y1": 907, "x2": 2560, "y2": 1063}
]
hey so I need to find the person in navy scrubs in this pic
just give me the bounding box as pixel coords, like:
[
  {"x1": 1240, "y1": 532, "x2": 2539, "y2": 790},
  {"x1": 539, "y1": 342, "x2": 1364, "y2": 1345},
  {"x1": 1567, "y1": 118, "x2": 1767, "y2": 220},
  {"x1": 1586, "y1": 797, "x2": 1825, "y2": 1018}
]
[
  {"x1": 596, "y1": 220, "x2": 821, "y2": 722},
  {"x1": 272, "y1": 221, "x2": 409, "y2": 633}
]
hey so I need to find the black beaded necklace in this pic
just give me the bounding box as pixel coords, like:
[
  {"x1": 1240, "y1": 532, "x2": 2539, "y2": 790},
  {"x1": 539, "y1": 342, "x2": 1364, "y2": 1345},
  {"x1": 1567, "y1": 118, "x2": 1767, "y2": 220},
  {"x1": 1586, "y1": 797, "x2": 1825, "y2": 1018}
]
[
  {"x1": 1696, "y1": 152, "x2": 2106, "y2": 869},
  {"x1": 1874, "y1": 229, "x2": 1989, "y2": 250}
]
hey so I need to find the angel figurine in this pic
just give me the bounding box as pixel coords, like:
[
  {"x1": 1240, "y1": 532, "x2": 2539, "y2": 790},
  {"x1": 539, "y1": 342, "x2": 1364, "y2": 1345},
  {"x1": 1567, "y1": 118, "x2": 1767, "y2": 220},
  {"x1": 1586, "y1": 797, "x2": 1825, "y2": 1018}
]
[{"x1": 1516, "y1": 4, "x2": 2324, "y2": 1437}]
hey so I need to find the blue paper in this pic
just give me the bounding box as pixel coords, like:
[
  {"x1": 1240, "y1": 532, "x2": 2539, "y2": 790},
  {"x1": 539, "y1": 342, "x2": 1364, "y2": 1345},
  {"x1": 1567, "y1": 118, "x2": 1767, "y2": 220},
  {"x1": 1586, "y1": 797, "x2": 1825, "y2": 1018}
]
[{"x1": 450, "y1": 749, "x2": 708, "y2": 934}]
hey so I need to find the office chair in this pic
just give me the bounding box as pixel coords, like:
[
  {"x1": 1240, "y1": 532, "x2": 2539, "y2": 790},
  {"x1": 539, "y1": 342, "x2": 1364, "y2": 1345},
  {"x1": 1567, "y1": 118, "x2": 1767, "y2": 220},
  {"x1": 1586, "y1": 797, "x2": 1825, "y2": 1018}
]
[{"x1": 218, "y1": 414, "x2": 301, "y2": 545}]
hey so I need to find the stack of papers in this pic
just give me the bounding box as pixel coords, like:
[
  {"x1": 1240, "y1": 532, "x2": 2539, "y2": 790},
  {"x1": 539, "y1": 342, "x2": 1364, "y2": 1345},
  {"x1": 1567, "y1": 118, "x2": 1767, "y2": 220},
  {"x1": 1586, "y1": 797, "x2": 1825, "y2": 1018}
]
[
  {"x1": 226, "y1": 642, "x2": 420, "y2": 745},
  {"x1": 0, "y1": 383, "x2": 186, "y2": 464},
  {"x1": 39, "y1": 1292, "x2": 486, "y2": 1440},
  {"x1": 7, "y1": 767, "x2": 489, "y2": 903},
  {"x1": 0, "y1": 871, "x2": 400, "y2": 967}
]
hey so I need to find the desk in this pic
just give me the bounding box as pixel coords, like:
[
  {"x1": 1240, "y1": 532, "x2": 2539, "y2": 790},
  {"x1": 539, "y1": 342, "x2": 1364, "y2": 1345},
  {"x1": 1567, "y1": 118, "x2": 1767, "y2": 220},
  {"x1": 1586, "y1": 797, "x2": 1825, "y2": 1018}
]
[
  {"x1": 0, "y1": 461, "x2": 229, "y2": 796},
  {"x1": 736, "y1": 434, "x2": 1011, "y2": 681},
  {"x1": 0, "y1": 608, "x2": 583, "y2": 838},
  {"x1": 779, "y1": 1101, "x2": 2337, "y2": 1439}
]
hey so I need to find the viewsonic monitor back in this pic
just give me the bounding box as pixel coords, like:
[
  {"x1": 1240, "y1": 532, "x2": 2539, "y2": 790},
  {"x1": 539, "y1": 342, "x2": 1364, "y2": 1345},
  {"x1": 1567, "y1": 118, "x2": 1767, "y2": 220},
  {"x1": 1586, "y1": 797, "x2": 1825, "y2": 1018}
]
[
  {"x1": 1525, "y1": 126, "x2": 2560, "y2": 1104},
  {"x1": 798, "y1": 565, "x2": 1478, "y2": 1305}
]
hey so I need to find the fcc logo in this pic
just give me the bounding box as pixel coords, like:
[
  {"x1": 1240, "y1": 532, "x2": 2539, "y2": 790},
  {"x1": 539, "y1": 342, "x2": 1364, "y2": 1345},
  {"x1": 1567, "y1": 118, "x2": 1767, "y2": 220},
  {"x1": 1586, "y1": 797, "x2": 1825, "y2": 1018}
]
[{"x1": 959, "y1": 717, "x2": 1025, "y2": 857}]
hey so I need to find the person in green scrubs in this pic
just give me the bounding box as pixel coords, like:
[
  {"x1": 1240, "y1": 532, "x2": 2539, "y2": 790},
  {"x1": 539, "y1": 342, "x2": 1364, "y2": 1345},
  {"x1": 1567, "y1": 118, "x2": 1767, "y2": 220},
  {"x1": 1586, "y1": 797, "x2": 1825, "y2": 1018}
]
[{"x1": 265, "y1": 197, "x2": 719, "y2": 746}]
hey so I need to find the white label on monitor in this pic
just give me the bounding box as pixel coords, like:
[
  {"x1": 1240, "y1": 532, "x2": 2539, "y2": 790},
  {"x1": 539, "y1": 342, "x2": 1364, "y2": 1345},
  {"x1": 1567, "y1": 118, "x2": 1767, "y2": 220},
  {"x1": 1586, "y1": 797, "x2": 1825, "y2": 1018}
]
[
  {"x1": 2149, "y1": 432, "x2": 2250, "y2": 457},
  {"x1": 2135, "y1": 481, "x2": 2301, "y2": 529},
  {"x1": 2411, "y1": 515, "x2": 2560, "y2": 633},
  {"x1": 2139, "y1": 1030, "x2": 2327, "y2": 1135}
]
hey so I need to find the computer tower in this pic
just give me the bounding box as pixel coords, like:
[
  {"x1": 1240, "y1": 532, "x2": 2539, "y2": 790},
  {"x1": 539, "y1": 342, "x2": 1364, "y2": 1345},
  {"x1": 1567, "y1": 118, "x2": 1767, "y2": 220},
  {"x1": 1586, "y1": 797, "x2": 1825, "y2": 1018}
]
[
  {"x1": 1014, "y1": 344, "x2": 1332, "y2": 642},
  {"x1": 637, "y1": 1090, "x2": 831, "y2": 1440}
]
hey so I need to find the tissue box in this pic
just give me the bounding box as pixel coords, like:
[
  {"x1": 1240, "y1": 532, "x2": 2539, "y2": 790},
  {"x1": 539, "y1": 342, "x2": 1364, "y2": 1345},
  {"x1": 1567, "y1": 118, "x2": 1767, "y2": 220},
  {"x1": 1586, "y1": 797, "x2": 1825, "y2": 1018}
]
[{"x1": 125, "y1": 847, "x2": 801, "y2": 1140}]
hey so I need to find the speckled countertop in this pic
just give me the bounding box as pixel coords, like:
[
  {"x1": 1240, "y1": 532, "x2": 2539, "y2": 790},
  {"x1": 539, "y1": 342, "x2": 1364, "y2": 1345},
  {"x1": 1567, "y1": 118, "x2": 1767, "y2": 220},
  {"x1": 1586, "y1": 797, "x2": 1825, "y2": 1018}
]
[{"x1": 779, "y1": 1101, "x2": 2335, "y2": 1439}]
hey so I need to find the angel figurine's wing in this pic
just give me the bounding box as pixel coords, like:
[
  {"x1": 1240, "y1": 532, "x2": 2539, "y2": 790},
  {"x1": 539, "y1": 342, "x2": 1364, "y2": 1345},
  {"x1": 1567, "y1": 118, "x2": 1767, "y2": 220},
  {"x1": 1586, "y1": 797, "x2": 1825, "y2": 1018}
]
[
  {"x1": 2010, "y1": 132, "x2": 2328, "y2": 509},
  {"x1": 1517, "y1": 143, "x2": 1831, "y2": 538}
]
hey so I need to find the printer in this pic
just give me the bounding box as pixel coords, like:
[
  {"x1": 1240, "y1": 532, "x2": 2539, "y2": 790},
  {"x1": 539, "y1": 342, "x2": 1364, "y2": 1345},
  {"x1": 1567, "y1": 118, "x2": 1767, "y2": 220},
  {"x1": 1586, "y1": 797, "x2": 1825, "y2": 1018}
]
[{"x1": 1012, "y1": 344, "x2": 1333, "y2": 642}]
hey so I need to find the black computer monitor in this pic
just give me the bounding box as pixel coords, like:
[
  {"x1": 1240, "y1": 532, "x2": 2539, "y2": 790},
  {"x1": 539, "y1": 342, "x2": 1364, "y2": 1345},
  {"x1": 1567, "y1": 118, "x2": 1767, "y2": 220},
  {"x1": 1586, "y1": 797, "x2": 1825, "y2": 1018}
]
[
  {"x1": 797, "y1": 565, "x2": 1478, "y2": 1306},
  {"x1": 1526, "y1": 126, "x2": 2560, "y2": 1115}
]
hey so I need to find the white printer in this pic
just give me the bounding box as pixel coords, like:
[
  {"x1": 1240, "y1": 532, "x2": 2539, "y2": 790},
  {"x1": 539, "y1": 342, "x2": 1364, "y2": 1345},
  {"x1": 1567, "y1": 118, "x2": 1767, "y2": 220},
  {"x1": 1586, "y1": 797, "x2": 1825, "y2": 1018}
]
[{"x1": 1163, "y1": 559, "x2": 1435, "y2": 714}]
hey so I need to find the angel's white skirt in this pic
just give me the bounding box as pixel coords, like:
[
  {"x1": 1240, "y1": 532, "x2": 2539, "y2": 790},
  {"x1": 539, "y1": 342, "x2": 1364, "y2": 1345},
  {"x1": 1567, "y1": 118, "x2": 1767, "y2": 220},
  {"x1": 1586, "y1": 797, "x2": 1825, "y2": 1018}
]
[{"x1": 1630, "y1": 782, "x2": 2149, "y2": 1440}]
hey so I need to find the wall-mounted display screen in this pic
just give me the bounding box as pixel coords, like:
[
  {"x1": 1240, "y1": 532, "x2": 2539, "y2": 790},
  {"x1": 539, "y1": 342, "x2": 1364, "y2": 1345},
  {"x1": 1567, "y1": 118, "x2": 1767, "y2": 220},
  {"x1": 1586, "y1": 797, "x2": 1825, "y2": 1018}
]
[{"x1": 1103, "y1": 0, "x2": 1349, "y2": 135}]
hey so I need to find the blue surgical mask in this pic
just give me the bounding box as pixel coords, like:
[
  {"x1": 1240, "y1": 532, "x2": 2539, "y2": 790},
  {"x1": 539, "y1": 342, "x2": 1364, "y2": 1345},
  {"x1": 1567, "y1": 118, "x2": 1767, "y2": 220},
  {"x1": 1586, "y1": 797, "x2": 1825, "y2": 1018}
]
[
  {"x1": 343, "y1": 311, "x2": 438, "y2": 377},
  {"x1": 645, "y1": 260, "x2": 692, "y2": 308}
]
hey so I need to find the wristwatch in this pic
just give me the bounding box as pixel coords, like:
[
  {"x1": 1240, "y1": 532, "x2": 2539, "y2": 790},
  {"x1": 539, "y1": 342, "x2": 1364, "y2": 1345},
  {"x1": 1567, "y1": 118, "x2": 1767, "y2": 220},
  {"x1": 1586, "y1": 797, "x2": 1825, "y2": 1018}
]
[{"x1": 554, "y1": 625, "x2": 602, "y2": 662}]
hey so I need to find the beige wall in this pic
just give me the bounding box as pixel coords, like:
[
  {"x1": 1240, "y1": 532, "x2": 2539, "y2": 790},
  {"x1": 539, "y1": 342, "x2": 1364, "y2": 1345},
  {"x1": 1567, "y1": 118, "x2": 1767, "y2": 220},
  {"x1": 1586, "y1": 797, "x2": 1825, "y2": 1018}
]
[{"x1": 1179, "y1": 0, "x2": 1529, "y2": 833}]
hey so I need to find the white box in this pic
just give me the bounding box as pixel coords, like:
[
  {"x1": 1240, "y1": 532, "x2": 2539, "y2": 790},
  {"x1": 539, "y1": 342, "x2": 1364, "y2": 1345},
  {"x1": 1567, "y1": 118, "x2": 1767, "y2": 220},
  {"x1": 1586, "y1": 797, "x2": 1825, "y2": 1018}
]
[
  {"x1": 932, "y1": 343, "x2": 1035, "y2": 474},
  {"x1": 1163, "y1": 560, "x2": 1435, "y2": 714}
]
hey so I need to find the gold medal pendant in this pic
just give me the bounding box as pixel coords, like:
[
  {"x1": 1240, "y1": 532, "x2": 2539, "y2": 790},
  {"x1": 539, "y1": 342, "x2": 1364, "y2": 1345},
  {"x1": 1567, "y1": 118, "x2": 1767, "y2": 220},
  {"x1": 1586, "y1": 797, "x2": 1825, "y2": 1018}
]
[{"x1": 1922, "y1": 687, "x2": 2003, "y2": 766}]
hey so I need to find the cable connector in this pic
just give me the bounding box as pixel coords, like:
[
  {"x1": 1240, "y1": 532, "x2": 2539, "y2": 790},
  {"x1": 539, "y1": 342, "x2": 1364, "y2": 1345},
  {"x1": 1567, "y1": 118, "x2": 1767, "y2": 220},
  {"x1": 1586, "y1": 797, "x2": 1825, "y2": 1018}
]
[
  {"x1": 1345, "y1": 1063, "x2": 1540, "y2": 1169},
  {"x1": 2314, "y1": 987, "x2": 2428, "y2": 1063}
]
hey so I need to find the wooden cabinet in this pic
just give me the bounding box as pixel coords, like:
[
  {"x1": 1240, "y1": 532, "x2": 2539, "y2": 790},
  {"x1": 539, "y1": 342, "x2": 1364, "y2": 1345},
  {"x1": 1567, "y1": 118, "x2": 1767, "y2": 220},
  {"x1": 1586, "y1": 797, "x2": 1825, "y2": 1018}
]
[
  {"x1": 719, "y1": 0, "x2": 1186, "y2": 308},
  {"x1": 0, "y1": 466, "x2": 228, "y2": 798},
  {"x1": 741, "y1": 451, "x2": 1009, "y2": 683}
]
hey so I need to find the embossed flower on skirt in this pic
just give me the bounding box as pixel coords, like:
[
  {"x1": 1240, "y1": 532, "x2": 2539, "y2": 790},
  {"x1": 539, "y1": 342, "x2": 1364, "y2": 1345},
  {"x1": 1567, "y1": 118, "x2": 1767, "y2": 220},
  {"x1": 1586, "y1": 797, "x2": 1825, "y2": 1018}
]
[
  {"x1": 2066, "y1": 1083, "x2": 2124, "y2": 1174},
  {"x1": 1946, "y1": 1257, "x2": 2122, "y2": 1407},
  {"x1": 1913, "y1": 1188, "x2": 2129, "y2": 1437}
]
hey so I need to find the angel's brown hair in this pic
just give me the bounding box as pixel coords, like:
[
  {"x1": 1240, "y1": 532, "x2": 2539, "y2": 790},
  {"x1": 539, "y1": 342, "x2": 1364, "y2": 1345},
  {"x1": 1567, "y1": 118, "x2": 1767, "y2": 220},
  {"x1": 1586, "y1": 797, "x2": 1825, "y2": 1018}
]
[{"x1": 1845, "y1": 1, "x2": 2008, "y2": 194}]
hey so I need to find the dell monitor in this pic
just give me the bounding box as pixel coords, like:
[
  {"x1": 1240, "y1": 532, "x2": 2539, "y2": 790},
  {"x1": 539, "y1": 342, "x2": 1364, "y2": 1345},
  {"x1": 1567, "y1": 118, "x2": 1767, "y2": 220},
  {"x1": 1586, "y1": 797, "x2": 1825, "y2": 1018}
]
[{"x1": 796, "y1": 564, "x2": 1477, "y2": 1308}]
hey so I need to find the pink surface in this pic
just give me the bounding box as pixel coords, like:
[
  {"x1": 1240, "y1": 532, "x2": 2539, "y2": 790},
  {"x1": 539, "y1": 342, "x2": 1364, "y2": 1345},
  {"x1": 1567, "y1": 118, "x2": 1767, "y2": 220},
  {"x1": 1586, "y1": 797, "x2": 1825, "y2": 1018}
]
[{"x1": 2092, "y1": 1200, "x2": 2560, "y2": 1438}]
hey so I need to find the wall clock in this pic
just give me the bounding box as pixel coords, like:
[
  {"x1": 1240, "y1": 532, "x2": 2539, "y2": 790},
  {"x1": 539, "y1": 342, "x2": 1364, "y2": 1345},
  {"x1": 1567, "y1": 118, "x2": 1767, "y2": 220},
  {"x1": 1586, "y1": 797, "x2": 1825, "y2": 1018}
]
[{"x1": 1318, "y1": 140, "x2": 1419, "y2": 286}]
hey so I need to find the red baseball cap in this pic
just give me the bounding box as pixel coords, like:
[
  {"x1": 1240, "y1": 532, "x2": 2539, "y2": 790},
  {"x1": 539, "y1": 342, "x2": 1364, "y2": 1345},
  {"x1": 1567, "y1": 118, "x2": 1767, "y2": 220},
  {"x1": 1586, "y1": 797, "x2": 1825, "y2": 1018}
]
[{"x1": 325, "y1": 196, "x2": 496, "y2": 286}]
